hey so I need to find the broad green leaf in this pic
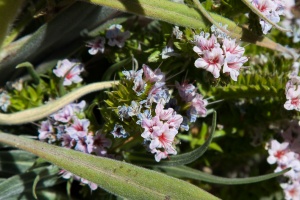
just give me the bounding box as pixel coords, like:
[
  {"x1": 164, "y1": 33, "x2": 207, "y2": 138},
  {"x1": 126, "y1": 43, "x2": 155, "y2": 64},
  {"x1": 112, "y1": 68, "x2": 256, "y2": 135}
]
[
  {"x1": 0, "y1": 150, "x2": 36, "y2": 174},
  {"x1": 160, "y1": 165, "x2": 290, "y2": 185},
  {"x1": 0, "y1": 132, "x2": 220, "y2": 200},
  {"x1": 125, "y1": 111, "x2": 217, "y2": 166},
  {"x1": 0, "y1": 165, "x2": 63, "y2": 199}
]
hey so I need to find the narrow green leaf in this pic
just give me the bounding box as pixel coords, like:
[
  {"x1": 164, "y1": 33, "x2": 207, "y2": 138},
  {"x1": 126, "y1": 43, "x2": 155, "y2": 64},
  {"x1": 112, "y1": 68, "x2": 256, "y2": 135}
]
[
  {"x1": 0, "y1": 132, "x2": 220, "y2": 200},
  {"x1": 16, "y1": 62, "x2": 40, "y2": 85},
  {"x1": 102, "y1": 58, "x2": 131, "y2": 81},
  {"x1": 125, "y1": 111, "x2": 217, "y2": 166},
  {"x1": 0, "y1": 165, "x2": 61, "y2": 199},
  {"x1": 160, "y1": 165, "x2": 290, "y2": 185},
  {"x1": 0, "y1": 150, "x2": 36, "y2": 174},
  {"x1": 0, "y1": 81, "x2": 117, "y2": 125}
]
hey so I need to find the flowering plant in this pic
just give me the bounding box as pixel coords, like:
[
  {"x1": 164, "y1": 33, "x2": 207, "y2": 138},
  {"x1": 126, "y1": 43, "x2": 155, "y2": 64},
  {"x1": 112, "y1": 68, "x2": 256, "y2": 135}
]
[{"x1": 0, "y1": 0, "x2": 299, "y2": 199}]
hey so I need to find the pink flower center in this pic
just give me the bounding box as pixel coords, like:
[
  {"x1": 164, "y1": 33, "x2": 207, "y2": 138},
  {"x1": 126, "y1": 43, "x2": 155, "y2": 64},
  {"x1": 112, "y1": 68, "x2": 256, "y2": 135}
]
[
  {"x1": 274, "y1": 150, "x2": 285, "y2": 159},
  {"x1": 66, "y1": 72, "x2": 74, "y2": 80},
  {"x1": 291, "y1": 98, "x2": 300, "y2": 106},
  {"x1": 74, "y1": 124, "x2": 84, "y2": 131}
]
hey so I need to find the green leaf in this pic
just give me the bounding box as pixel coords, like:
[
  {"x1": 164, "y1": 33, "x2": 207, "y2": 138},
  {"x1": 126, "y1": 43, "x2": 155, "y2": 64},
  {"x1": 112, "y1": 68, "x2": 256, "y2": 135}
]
[
  {"x1": 0, "y1": 0, "x2": 24, "y2": 49},
  {"x1": 0, "y1": 150, "x2": 36, "y2": 174},
  {"x1": 0, "y1": 165, "x2": 62, "y2": 199},
  {"x1": 16, "y1": 62, "x2": 40, "y2": 85},
  {"x1": 0, "y1": 2, "x2": 119, "y2": 85},
  {"x1": 102, "y1": 58, "x2": 131, "y2": 81},
  {"x1": 125, "y1": 111, "x2": 217, "y2": 166},
  {"x1": 0, "y1": 132, "x2": 220, "y2": 200},
  {"x1": 84, "y1": 0, "x2": 297, "y2": 59},
  {"x1": 160, "y1": 165, "x2": 290, "y2": 185},
  {"x1": 0, "y1": 81, "x2": 116, "y2": 125}
]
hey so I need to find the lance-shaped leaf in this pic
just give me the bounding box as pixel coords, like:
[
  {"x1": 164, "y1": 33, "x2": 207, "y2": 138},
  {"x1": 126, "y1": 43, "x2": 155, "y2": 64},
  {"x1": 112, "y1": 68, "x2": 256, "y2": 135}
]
[
  {"x1": 0, "y1": 150, "x2": 36, "y2": 174},
  {"x1": 159, "y1": 165, "x2": 290, "y2": 185},
  {"x1": 0, "y1": 131, "x2": 220, "y2": 200},
  {"x1": 0, "y1": 165, "x2": 63, "y2": 199},
  {"x1": 125, "y1": 111, "x2": 217, "y2": 166},
  {"x1": 82, "y1": 0, "x2": 297, "y2": 59}
]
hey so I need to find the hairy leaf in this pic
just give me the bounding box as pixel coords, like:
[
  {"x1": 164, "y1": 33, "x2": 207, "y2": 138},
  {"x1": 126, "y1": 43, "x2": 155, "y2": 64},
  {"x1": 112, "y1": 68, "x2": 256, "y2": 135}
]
[{"x1": 0, "y1": 132, "x2": 220, "y2": 200}]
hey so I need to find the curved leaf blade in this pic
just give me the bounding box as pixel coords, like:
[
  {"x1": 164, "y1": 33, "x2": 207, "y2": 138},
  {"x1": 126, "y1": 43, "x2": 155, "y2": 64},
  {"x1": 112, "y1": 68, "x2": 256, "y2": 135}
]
[
  {"x1": 160, "y1": 166, "x2": 290, "y2": 185},
  {"x1": 0, "y1": 132, "x2": 220, "y2": 200},
  {"x1": 0, "y1": 165, "x2": 61, "y2": 199},
  {"x1": 0, "y1": 81, "x2": 117, "y2": 125}
]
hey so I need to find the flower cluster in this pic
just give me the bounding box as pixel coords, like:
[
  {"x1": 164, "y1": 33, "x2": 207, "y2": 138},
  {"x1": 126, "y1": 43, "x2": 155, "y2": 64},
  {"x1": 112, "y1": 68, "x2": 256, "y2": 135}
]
[
  {"x1": 266, "y1": 121, "x2": 300, "y2": 199},
  {"x1": 103, "y1": 64, "x2": 208, "y2": 162},
  {"x1": 193, "y1": 31, "x2": 248, "y2": 81},
  {"x1": 175, "y1": 81, "x2": 208, "y2": 122},
  {"x1": 284, "y1": 62, "x2": 300, "y2": 111},
  {"x1": 141, "y1": 103, "x2": 183, "y2": 161},
  {"x1": 53, "y1": 59, "x2": 84, "y2": 86},
  {"x1": 86, "y1": 24, "x2": 130, "y2": 55},
  {"x1": 281, "y1": 0, "x2": 300, "y2": 43},
  {"x1": 250, "y1": 0, "x2": 286, "y2": 34},
  {"x1": 38, "y1": 100, "x2": 112, "y2": 190}
]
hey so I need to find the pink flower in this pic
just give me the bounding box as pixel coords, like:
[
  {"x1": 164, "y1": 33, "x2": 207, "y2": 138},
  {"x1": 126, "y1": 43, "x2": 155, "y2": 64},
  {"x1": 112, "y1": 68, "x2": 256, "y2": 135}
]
[
  {"x1": 193, "y1": 34, "x2": 220, "y2": 55},
  {"x1": 52, "y1": 105, "x2": 74, "y2": 123},
  {"x1": 223, "y1": 54, "x2": 248, "y2": 81},
  {"x1": 66, "y1": 118, "x2": 90, "y2": 139},
  {"x1": 155, "y1": 103, "x2": 174, "y2": 121},
  {"x1": 106, "y1": 24, "x2": 130, "y2": 48},
  {"x1": 175, "y1": 81, "x2": 197, "y2": 102},
  {"x1": 149, "y1": 123, "x2": 178, "y2": 154},
  {"x1": 194, "y1": 48, "x2": 224, "y2": 78},
  {"x1": 251, "y1": 0, "x2": 277, "y2": 15},
  {"x1": 151, "y1": 149, "x2": 169, "y2": 162},
  {"x1": 141, "y1": 116, "x2": 163, "y2": 139},
  {"x1": 190, "y1": 94, "x2": 208, "y2": 117},
  {"x1": 222, "y1": 38, "x2": 245, "y2": 57},
  {"x1": 281, "y1": 182, "x2": 300, "y2": 200},
  {"x1": 61, "y1": 133, "x2": 76, "y2": 148},
  {"x1": 86, "y1": 37, "x2": 105, "y2": 55},
  {"x1": 142, "y1": 64, "x2": 165, "y2": 83},
  {"x1": 38, "y1": 120, "x2": 54, "y2": 141},
  {"x1": 87, "y1": 132, "x2": 112, "y2": 155},
  {"x1": 267, "y1": 140, "x2": 295, "y2": 165},
  {"x1": 53, "y1": 59, "x2": 84, "y2": 86},
  {"x1": 284, "y1": 79, "x2": 300, "y2": 111}
]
